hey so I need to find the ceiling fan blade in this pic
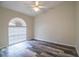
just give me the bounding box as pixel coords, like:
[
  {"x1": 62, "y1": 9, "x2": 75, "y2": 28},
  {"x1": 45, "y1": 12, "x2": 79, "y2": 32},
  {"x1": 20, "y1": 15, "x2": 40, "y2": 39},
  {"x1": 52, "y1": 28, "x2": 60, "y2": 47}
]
[
  {"x1": 39, "y1": 6, "x2": 47, "y2": 8},
  {"x1": 31, "y1": 5, "x2": 36, "y2": 8}
]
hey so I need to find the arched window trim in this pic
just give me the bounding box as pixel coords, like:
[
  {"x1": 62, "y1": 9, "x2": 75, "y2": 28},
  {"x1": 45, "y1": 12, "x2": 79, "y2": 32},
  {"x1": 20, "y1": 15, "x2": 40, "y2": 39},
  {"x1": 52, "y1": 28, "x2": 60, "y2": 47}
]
[{"x1": 9, "y1": 17, "x2": 26, "y2": 27}]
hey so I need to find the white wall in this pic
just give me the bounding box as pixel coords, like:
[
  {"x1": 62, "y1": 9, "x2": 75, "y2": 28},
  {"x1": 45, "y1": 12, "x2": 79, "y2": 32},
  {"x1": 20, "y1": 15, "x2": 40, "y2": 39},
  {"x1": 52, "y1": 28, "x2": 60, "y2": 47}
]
[
  {"x1": 35, "y1": 2, "x2": 75, "y2": 46},
  {"x1": 0, "y1": 7, "x2": 34, "y2": 49}
]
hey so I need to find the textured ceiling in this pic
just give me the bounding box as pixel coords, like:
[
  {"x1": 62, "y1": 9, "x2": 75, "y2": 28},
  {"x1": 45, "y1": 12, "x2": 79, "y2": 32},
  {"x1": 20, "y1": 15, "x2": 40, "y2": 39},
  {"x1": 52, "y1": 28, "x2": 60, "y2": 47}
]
[{"x1": 0, "y1": 1, "x2": 64, "y2": 16}]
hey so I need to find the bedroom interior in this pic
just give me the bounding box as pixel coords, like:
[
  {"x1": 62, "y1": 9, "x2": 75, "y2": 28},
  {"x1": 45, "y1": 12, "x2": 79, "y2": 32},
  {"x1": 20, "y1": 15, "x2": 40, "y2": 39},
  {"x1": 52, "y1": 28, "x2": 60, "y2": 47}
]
[{"x1": 0, "y1": 1, "x2": 79, "y2": 57}]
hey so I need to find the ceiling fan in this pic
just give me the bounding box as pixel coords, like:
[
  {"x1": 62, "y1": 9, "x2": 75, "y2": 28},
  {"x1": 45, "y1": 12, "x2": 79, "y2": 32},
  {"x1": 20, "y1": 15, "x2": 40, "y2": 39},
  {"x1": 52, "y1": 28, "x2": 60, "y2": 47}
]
[{"x1": 31, "y1": 1, "x2": 46, "y2": 12}]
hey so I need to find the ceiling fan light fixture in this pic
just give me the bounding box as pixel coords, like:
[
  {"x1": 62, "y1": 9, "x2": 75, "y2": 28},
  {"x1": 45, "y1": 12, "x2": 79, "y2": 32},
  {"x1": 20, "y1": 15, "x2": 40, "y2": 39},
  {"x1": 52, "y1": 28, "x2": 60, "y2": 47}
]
[{"x1": 33, "y1": 7, "x2": 40, "y2": 12}]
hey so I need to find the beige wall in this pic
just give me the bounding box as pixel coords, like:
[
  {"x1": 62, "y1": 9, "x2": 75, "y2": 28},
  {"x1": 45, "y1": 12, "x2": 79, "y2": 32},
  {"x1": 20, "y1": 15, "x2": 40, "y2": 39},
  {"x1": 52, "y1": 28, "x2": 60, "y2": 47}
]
[
  {"x1": 34, "y1": 2, "x2": 75, "y2": 46},
  {"x1": 0, "y1": 7, "x2": 34, "y2": 49},
  {"x1": 75, "y1": 2, "x2": 79, "y2": 55}
]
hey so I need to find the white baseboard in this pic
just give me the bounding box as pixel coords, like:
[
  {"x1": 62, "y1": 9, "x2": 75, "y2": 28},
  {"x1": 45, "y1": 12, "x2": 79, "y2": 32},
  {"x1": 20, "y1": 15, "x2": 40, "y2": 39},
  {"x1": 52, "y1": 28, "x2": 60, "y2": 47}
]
[
  {"x1": 35, "y1": 37, "x2": 75, "y2": 47},
  {"x1": 0, "y1": 45, "x2": 8, "y2": 50}
]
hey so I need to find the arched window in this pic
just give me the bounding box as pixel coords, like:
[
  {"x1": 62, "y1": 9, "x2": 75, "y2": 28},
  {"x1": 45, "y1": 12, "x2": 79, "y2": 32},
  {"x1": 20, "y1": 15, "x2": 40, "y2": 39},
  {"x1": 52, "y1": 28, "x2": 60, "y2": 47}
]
[{"x1": 8, "y1": 17, "x2": 27, "y2": 45}]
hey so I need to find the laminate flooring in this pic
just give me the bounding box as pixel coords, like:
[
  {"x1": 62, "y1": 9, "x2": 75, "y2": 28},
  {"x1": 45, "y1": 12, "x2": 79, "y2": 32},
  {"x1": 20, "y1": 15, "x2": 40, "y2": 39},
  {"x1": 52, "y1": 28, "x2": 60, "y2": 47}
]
[{"x1": 0, "y1": 40, "x2": 78, "y2": 57}]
